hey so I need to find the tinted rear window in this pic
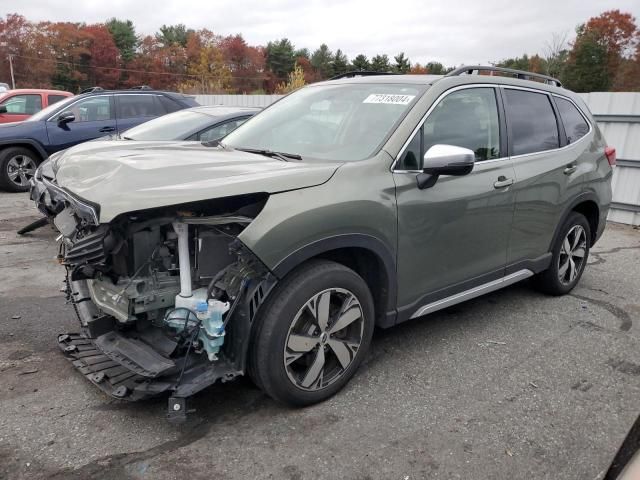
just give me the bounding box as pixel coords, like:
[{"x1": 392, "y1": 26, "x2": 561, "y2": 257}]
[
  {"x1": 555, "y1": 97, "x2": 589, "y2": 144},
  {"x1": 504, "y1": 89, "x2": 559, "y2": 156},
  {"x1": 159, "y1": 95, "x2": 183, "y2": 113},
  {"x1": 48, "y1": 94, "x2": 68, "y2": 106},
  {"x1": 117, "y1": 95, "x2": 164, "y2": 119}
]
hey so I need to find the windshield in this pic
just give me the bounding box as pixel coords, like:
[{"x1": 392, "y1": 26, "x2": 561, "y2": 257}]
[
  {"x1": 27, "y1": 96, "x2": 76, "y2": 121},
  {"x1": 223, "y1": 83, "x2": 424, "y2": 161},
  {"x1": 123, "y1": 110, "x2": 213, "y2": 140}
]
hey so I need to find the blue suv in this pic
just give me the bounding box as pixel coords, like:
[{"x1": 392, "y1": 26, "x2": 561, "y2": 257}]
[{"x1": 0, "y1": 87, "x2": 198, "y2": 191}]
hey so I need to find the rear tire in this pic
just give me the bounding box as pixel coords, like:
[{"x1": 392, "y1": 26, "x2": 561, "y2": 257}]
[
  {"x1": 534, "y1": 211, "x2": 591, "y2": 296},
  {"x1": 0, "y1": 146, "x2": 39, "y2": 192},
  {"x1": 248, "y1": 260, "x2": 374, "y2": 406}
]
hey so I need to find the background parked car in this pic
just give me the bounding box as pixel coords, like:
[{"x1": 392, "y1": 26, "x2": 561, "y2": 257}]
[
  {"x1": 117, "y1": 106, "x2": 260, "y2": 142},
  {"x1": 0, "y1": 89, "x2": 73, "y2": 123},
  {"x1": 0, "y1": 83, "x2": 10, "y2": 92},
  {"x1": 0, "y1": 87, "x2": 198, "y2": 191}
]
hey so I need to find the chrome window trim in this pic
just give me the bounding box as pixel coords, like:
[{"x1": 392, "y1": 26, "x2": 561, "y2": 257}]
[
  {"x1": 394, "y1": 155, "x2": 512, "y2": 174},
  {"x1": 391, "y1": 83, "x2": 594, "y2": 172},
  {"x1": 391, "y1": 83, "x2": 504, "y2": 171},
  {"x1": 46, "y1": 94, "x2": 113, "y2": 122}
]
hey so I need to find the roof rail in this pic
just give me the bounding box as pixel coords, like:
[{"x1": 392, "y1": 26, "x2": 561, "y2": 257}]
[
  {"x1": 329, "y1": 71, "x2": 397, "y2": 80},
  {"x1": 80, "y1": 86, "x2": 104, "y2": 94},
  {"x1": 446, "y1": 65, "x2": 562, "y2": 88},
  {"x1": 129, "y1": 85, "x2": 153, "y2": 90}
]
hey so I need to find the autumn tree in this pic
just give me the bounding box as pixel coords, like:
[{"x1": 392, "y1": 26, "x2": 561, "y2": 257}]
[
  {"x1": 179, "y1": 29, "x2": 231, "y2": 93},
  {"x1": 46, "y1": 22, "x2": 94, "y2": 92},
  {"x1": 275, "y1": 63, "x2": 305, "y2": 93},
  {"x1": 0, "y1": 14, "x2": 55, "y2": 88},
  {"x1": 580, "y1": 10, "x2": 639, "y2": 90},
  {"x1": 410, "y1": 63, "x2": 428, "y2": 74},
  {"x1": 219, "y1": 34, "x2": 265, "y2": 93},
  {"x1": 81, "y1": 25, "x2": 120, "y2": 89}
]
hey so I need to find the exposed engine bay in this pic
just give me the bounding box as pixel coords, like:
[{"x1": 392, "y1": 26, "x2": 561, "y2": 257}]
[{"x1": 32, "y1": 176, "x2": 275, "y2": 420}]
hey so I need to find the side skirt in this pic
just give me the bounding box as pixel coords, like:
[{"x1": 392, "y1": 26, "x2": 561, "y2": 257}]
[{"x1": 409, "y1": 269, "x2": 533, "y2": 319}]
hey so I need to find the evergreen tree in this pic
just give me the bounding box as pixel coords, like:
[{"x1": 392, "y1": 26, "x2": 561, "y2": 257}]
[
  {"x1": 370, "y1": 54, "x2": 391, "y2": 72},
  {"x1": 394, "y1": 52, "x2": 410, "y2": 73},
  {"x1": 562, "y1": 27, "x2": 609, "y2": 92},
  {"x1": 266, "y1": 38, "x2": 296, "y2": 80},
  {"x1": 351, "y1": 54, "x2": 370, "y2": 71},
  {"x1": 332, "y1": 49, "x2": 349, "y2": 76},
  {"x1": 425, "y1": 62, "x2": 445, "y2": 74},
  {"x1": 156, "y1": 24, "x2": 193, "y2": 47},
  {"x1": 310, "y1": 44, "x2": 334, "y2": 79},
  {"x1": 105, "y1": 18, "x2": 138, "y2": 62},
  {"x1": 294, "y1": 48, "x2": 310, "y2": 59}
]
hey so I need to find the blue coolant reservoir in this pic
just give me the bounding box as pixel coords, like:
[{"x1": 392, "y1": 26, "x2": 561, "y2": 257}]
[
  {"x1": 196, "y1": 298, "x2": 229, "y2": 361},
  {"x1": 170, "y1": 288, "x2": 229, "y2": 361}
]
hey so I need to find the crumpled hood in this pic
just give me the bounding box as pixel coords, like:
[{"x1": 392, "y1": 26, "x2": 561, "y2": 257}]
[{"x1": 53, "y1": 141, "x2": 342, "y2": 222}]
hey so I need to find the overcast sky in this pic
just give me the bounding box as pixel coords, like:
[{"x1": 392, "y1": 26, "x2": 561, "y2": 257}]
[{"x1": 4, "y1": 0, "x2": 640, "y2": 66}]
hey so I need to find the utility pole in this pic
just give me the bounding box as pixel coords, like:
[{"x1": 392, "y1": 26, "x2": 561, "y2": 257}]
[{"x1": 8, "y1": 54, "x2": 15, "y2": 89}]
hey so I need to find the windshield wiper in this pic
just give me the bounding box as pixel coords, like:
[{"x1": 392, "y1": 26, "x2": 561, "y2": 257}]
[{"x1": 234, "y1": 147, "x2": 302, "y2": 161}]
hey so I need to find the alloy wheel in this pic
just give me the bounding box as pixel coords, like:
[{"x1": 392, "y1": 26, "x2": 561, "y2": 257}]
[
  {"x1": 558, "y1": 225, "x2": 587, "y2": 285},
  {"x1": 7, "y1": 155, "x2": 37, "y2": 188},
  {"x1": 284, "y1": 288, "x2": 364, "y2": 391}
]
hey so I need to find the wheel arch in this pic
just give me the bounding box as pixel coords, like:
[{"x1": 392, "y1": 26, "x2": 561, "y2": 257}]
[
  {"x1": 271, "y1": 234, "x2": 398, "y2": 328},
  {"x1": 0, "y1": 139, "x2": 47, "y2": 162},
  {"x1": 549, "y1": 193, "x2": 601, "y2": 250}
]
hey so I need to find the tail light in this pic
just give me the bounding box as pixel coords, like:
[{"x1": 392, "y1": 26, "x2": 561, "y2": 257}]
[{"x1": 605, "y1": 146, "x2": 616, "y2": 167}]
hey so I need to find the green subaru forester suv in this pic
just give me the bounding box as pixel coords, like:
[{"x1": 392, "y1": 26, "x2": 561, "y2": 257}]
[{"x1": 31, "y1": 66, "x2": 614, "y2": 418}]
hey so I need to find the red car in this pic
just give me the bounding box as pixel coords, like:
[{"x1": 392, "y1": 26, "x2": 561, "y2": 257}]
[{"x1": 0, "y1": 89, "x2": 73, "y2": 123}]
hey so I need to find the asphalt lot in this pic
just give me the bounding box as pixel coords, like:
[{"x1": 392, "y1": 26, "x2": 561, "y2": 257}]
[{"x1": 0, "y1": 191, "x2": 639, "y2": 480}]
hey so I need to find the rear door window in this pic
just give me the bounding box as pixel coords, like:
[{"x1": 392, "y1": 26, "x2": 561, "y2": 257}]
[
  {"x1": 48, "y1": 94, "x2": 68, "y2": 106},
  {"x1": 555, "y1": 97, "x2": 589, "y2": 144},
  {"x1": 504, "y1": 89, "x2": 559, "y2": 155},
  {"x1": 158, "y1": 95, "x2": 182, "y2": 113},
  {"x1": 1, "y1": 94, "x2": 42, "y2": 114},
  {"x1": 116, "y1": 95, "x2": 164, "y2": 119}
]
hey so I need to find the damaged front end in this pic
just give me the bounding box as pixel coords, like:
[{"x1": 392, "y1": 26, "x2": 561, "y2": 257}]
[{"x1": 33, "y1": 173, "x2": 276, "y2": 420}]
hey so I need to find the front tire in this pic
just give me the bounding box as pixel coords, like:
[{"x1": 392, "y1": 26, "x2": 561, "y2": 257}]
[
  {"x1": 0, "y1": 147, "x2": 39, "y2": 192},
  {"x1": 249, "y1": 260, "x2": 374, "y2": 406},
  {"x1": 534, "y1": 211, "x2": 591, "y2": 295}
]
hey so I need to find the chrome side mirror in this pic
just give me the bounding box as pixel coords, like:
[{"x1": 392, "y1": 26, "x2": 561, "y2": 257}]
[{"x1": 417, "y1": 144, "x2": 475, "y2": 189}]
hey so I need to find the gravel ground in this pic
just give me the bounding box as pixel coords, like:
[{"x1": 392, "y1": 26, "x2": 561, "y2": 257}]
[{"x1": 0, "y1": 192, "x2": 639, "y2": 480}]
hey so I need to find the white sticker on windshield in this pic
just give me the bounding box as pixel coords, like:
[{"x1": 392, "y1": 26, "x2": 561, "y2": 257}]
[{"x1": 363, "y1": 93, "x2": 415, "y2": 105}]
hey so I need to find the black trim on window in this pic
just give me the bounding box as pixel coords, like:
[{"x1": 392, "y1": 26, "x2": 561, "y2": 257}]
[
  {"x1": 549, "y1": 95, "x2": 568, "y2": 147},
  {"x1": 495, "y1": 87, "x2": 509, "y2": 160}
]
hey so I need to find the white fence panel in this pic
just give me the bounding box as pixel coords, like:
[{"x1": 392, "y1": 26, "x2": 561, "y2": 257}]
[
  {"x1": 580, "y1": 93, "x2": 640, "y2": 225},
  {"x1": 194, "y1": 94, "x2": 281, "y2": 108}
]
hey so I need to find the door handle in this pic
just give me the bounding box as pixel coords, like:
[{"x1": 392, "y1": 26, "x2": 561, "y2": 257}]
[
  {"x1": 99, "y1": 126, "x2": 116, "y2": 133},
  {"x1": 493, "y1": 176, "x2": 514, "y2": 189},
  {"x1": 563, "y1": 164, "x2": 577, "y2": 175}
]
